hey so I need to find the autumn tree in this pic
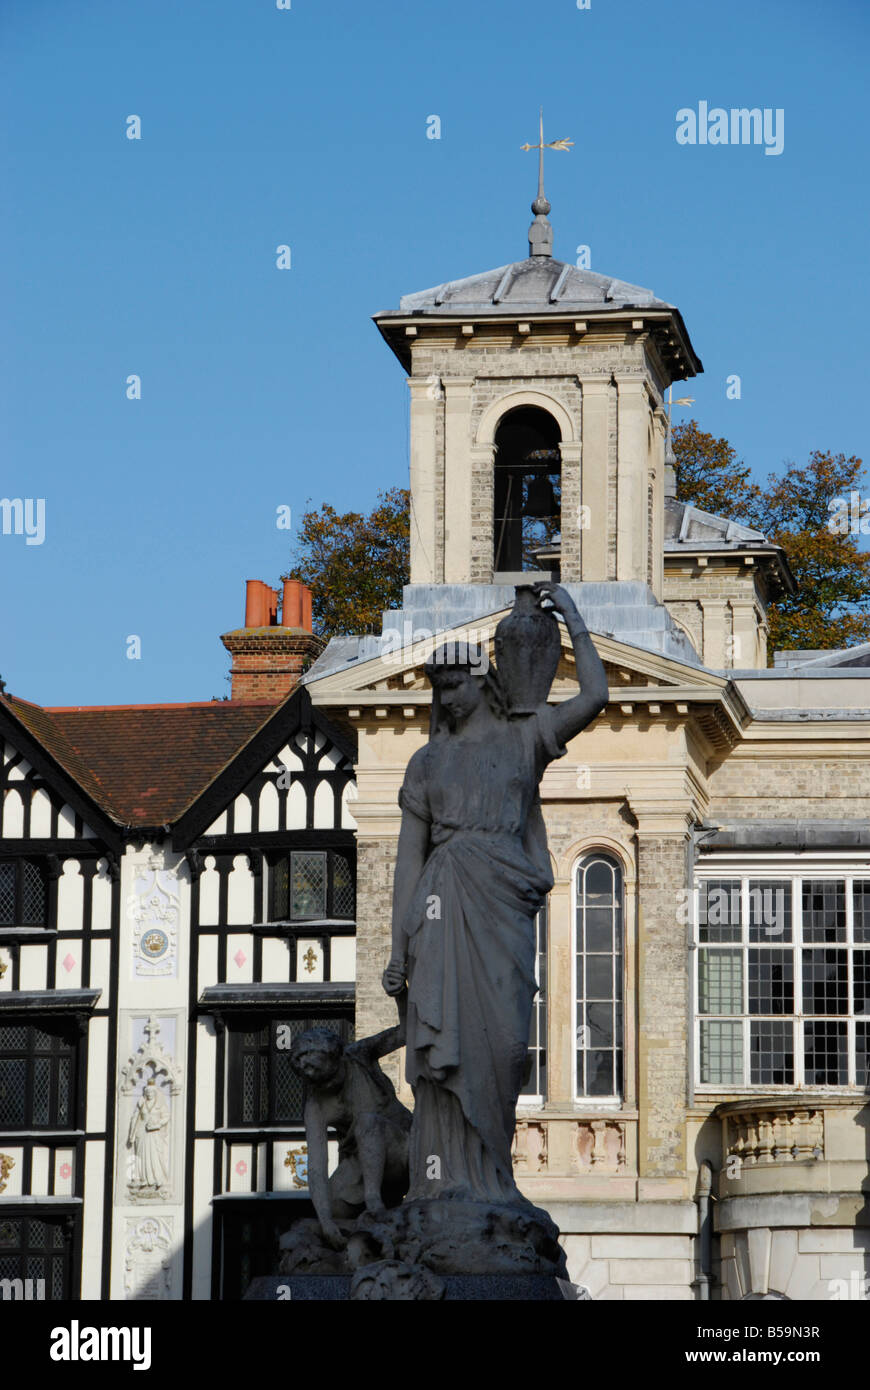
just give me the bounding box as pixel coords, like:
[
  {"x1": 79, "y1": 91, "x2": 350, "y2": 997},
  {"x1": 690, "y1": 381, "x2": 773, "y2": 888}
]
[
  {"x1": 673, "y1": 422, "x2": 870, "y2": 656},
  {"x1": 671, "y1": 418, "x2": 761, "y2": 522},
  {"x1": 282, "y1": 486, "x2": 409, "y2": 637},
  {"x1": 752, "y1": 450, "x2": 870, "y2": 654}
]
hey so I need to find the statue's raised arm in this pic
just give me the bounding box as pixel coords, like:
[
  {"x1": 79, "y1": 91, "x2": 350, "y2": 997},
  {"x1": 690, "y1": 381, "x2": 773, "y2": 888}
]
[{"x1": 531, "y1": 582, "x2": 609, "y2": 744}]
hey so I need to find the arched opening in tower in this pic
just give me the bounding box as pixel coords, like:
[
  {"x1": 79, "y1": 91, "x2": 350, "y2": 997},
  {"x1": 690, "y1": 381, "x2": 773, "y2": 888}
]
[{"x1": 493, "y1": 406, "x2": 562, "y2": 576}]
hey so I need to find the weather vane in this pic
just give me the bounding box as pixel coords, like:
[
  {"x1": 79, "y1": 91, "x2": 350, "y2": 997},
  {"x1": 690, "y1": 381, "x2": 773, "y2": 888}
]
[
  {"x1": 521, "y1": 109, "x2": 573, "y2": 258},
  {"x1": 521, "y1": 109, "x2": 574, "y2": 165}
]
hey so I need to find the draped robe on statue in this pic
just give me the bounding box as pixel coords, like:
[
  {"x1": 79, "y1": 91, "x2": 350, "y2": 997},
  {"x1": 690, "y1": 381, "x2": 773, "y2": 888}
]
[{"x1": 398, "y1": 704, "x2": 566, "y2": 1204}]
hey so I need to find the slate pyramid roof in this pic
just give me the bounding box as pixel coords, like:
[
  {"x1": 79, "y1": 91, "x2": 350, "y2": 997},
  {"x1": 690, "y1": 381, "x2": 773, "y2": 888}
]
[
  {"x1": 391, "y1": 258, "x2": 670, "y2": 315},
  {"x1": 374, "y1": 253, "x2": 702, "y2": 377}
]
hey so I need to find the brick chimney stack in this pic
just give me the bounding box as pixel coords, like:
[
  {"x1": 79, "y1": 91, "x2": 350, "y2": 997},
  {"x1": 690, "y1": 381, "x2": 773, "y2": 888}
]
[{"x1": 221, "y1": 579, "x2": 325, "y2": 702}]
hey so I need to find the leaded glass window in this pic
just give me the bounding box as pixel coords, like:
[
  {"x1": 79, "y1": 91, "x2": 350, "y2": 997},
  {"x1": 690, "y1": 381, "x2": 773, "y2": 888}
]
[
  {"x1": 0, "y1": 1214, "x2": 73, "y2": 1299},
  {"x1": 290, "y1": 853, "x2": 326, "y2": 919},
  {"x1": 227, "y1": 1016, "x2": 353, "y2": 1127},
  {"x1": 0, "y1": 859, "x2": 48, "y2": 926},
  {"x1": 268, "y1": 850, "x2": 355, "y2": 922},
  {"x1": 700, "y1": 1020, "x2": 743, "y2": 1085},
  {"x1": 696, "y1": 873, "x2": 870, "y2": 1089},
  {"x1": 575, "y1": 855, "x2": 624, "y2": 1101},
  {"x1": 0, "y1": 1021, "x2": 77, "y2": 1129},
  {"x1": 332, "y1": 854, "x2": 354, "y2": 919}
]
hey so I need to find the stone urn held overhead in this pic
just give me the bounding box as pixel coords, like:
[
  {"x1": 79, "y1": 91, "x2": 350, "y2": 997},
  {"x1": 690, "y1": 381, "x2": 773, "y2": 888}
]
[{"x1": 494, "y1": 584, "x2": 561, "y2": 715}]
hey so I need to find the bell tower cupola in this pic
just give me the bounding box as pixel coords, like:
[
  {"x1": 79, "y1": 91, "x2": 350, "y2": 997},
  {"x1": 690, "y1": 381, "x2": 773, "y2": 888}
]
[{"x1": 374, "y1": 119, "x2": 702, "y2": 600}]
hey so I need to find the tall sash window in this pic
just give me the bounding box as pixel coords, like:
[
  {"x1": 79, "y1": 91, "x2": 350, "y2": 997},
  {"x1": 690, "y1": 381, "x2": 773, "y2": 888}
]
[{"x1": 575, "y1": 855, "x2": 624, "y2": 1101}]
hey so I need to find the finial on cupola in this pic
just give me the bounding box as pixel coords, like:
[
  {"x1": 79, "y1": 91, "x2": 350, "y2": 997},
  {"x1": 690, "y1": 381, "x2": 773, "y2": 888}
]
[{"x1": 521, "y1": 109, "x2": 573, "y2": 258}]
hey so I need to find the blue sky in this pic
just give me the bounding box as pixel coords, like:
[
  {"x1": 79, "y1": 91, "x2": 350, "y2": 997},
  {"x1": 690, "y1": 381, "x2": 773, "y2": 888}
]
[{"x1": 1, "y1": 0, "x2": 868, "y2": 705}]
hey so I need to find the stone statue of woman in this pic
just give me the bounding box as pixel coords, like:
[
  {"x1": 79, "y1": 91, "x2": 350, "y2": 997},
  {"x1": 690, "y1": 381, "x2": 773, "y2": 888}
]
[
  {"x1": 127, "y1": 1078, "x2": 171, "y2": 1195},
  {"x1": 382, "y1": 583, "x2": 608, "y2": 1209}
]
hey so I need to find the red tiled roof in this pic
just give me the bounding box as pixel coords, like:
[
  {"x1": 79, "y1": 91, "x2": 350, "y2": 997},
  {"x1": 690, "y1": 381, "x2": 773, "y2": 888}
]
[{"x1": 2, "y1": 696, "x2": 277, "y2": 826}]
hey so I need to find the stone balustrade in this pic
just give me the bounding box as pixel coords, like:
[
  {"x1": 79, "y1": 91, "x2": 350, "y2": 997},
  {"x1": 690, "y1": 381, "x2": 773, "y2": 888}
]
[
  {"x1": 723, "y1": 1103, "x2": 824, "y2": 1166},
  {"x1": 714, "y1": 1094, "x2": 869, "y2": 1205},
  {"x1": 512, "y1": 1113, "x2": 633, "y2": 1176},
  {"x1": 510, "y1": 1112, "x2": 640, "y2": 1204}
]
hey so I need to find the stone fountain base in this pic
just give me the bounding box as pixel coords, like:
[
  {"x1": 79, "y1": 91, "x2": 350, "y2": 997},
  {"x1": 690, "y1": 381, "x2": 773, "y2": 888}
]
[{"x1": 248, "y1": 1194, "x2": 570, "y2": 1300}]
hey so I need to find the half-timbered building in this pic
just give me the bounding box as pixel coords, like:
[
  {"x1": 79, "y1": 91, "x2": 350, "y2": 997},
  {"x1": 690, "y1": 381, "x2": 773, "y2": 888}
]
[{"x1": 0, "y1": 582, "x2": 361, "y2": 1300}]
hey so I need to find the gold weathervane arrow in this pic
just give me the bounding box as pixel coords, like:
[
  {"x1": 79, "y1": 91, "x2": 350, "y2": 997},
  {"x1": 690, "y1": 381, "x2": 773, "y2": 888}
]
[
  {"x1": 516, "y1": 111, "x2": 567, "y2": 255},
  {"x1": 521, "y1": 111, "x2": 572, "y2": 258},
  {"x1": 521, "y1": 109, "x2": 574, "y2": 196},
  {"x1": 521, "y1": 133, "x2": 574, "y2": 153}
]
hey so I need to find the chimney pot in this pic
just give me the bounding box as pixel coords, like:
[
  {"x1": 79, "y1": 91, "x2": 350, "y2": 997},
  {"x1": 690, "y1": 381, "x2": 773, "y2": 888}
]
[
  {"x1": 245, "y1": 579, "x2": 267, "y2": 628},
  {"x1": 282, "y1": 579, "x2": 304, "y2": 629},
  {"x1": 224, "y1": 578, "x2": 322, "y2": 700}
]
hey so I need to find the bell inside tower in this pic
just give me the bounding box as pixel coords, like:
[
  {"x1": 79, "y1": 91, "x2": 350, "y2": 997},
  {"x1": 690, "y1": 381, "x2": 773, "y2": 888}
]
[{"x1": 492, "y1": 407, "x2": 562, "y2": 577}]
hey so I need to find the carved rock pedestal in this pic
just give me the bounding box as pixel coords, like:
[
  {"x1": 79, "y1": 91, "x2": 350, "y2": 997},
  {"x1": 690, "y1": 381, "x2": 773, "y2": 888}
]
[{"x1": 266, "y1": 1194, "x2": 569, "y2": 1300}]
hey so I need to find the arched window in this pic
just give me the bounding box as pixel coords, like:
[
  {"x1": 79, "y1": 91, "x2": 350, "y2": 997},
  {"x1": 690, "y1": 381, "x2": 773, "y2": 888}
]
[
  {"x1": 493, "y1": 406, "x2": 562, "y2": 575},
  {"x1": 575, "y1": 854, "x2": 624, "y2": 1100}
]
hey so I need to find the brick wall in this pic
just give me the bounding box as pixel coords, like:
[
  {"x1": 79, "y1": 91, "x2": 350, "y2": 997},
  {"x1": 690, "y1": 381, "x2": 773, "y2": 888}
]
[
  {"x1": 709, "y1": 759, "x2": 870, "y2": 819},
  {"x1": 220, "y1": 630, "x2": 324, "y2": 701},
  {"x1": 355, "y1": 835, "x2": 402, "y2": 1089}
]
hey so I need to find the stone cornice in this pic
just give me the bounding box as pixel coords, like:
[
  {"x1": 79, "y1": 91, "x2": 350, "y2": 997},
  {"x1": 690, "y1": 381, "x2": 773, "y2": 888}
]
[
  {"x1": 377, "y1": 308, "x2": 700, "y2": 379},
  {"x1": 541, "y1": 761, "x2": 707, "y2": 810},
  {"x1": 720, "y1": 726, "x2": 870, "y2": 749}
]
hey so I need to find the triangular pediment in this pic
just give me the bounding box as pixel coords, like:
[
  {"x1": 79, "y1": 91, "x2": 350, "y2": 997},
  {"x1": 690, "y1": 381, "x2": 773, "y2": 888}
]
[{"x1": 303, "y1": 609, "x2": 728, "y2": 702}]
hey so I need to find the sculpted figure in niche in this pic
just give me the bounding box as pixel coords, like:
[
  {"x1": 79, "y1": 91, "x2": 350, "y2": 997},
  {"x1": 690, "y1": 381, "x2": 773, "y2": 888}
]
[
  {"x1": 289, "y1": 996, "x2": 411, "y2": 1250},
  {"x1": 127, "y1": 1077, "x2": 171, "y2": 1195},
  {"x1": 382, "y1": 583, "x2": 608, "y2": 1206}
]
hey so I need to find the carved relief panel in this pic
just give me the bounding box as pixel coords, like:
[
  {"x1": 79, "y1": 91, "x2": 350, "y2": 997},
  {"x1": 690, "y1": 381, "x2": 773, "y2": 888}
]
[
  {"x1": 128, "y1": 855, "x2": 180, "y2": 978},
  {"x1": 124, "y1": 1216, "x2": 176, "y2": 1300},
  {"x1": 117, "y1": 1014, "x2": 183, "y2": 1204}
]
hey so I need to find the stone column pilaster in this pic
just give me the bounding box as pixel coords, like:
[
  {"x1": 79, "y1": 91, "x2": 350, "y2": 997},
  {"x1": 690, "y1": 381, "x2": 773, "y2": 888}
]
[
  {"x1": 545, "y1": 879, "x2": 573, "y2": 1104},
  {"x1": 730, "y1": 600, "x2": 759, "y2": 669},
  {"x1": 443, "y1": 377, "x2": 475, "y2": 584},
  {"x1": 469, "y1": 442, "x2": 496, "y2": 583},
  {"x1": 650, "y1": 403, "x2": 668, "y2": 600},
  {"x1": 407, "y1": 375, "x2": 440, "y2": 585},
  {"x1": 558, "y1": 440, "x2": 583, "y2": 582},
  {"x1": 615, "y1": 374, "x2": 648, "y2": 584},
  {"x1": 633, "y1": 814, "x2": 692, "y2": 1189},
  {"x1": 353, "y1": 758, "x2": 404, "y2": 1092},
  {"x1": 579, "y1": 377, "x2": 611, "y2": 581},
  {"x1": 701, "y1": 600, "x2": 728, "y2": 668}
]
